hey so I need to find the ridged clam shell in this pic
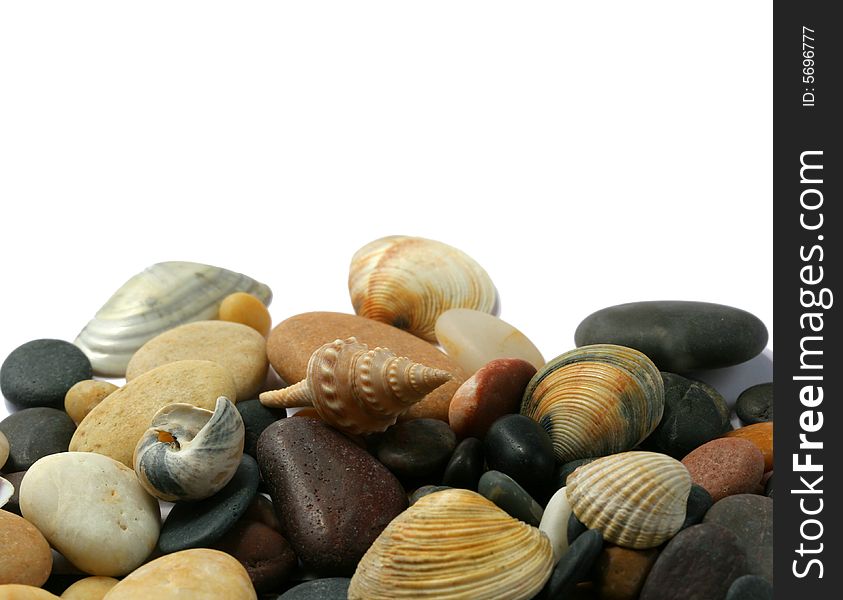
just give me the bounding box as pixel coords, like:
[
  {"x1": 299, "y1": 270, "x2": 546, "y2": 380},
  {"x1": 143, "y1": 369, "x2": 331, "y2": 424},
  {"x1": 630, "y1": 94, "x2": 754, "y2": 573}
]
[
  {"x1": 75, "y1": 261, "x2": 272, "y2": 376},
  {"x1": 349, "y1": 236, "x2": 497, "y2": 342},
  {"x1": 133, "y1": 396, "x2": 245, "y2": 502},
  {"x1": 0, "y1": 476, "x2": 13, "y2": 509},
  {"x1": 566, "y1": 451, "x2": 691, "y2": 549},
  {"x1": 349, "y1": 488, "x2": 554, "y2": 599},
  {"x1": 520, "y1": 344, "x2": 664, "y2": 463},
  {"x1": 260, "y1": 337, "x2": 452, "y2": 435}
]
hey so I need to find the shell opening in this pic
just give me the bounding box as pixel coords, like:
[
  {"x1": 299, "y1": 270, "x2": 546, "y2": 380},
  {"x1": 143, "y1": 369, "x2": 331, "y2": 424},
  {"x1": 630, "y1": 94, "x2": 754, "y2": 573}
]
[{"x1": 156, "y1": 430, "x2": 179, "y2": 448}]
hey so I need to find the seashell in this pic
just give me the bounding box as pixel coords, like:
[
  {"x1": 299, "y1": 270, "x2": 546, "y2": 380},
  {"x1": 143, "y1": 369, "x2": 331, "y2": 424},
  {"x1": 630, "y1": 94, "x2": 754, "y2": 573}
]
[
  {"x1": 133, "y1": 396, "x2": 245, "y2": 502},
  {"x1": 259, "y1": 337, "x2": 452, "y2": 435},
  {"x1": 348, "y1": 235, "x2": 497, "y2": 342},
  {"x1": 75, "y1": 261, "x2": 272, "y2": 376},
  {"x1": 566, "y1": 451, "x2": 691, "y2": 549},
  {"x1": 520, "y1": 344, "x2": 664, "y2": 463},
  {"x1": 348, "y1": 488, "x2": 554, "y2": 599},
  {"x1": 0, "y1": 475, "x2": 13, "y2": 509}
]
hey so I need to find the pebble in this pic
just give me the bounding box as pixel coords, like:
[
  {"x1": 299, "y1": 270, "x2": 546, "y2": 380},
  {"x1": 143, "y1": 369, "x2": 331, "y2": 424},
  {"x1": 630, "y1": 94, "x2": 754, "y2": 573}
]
[
  {"x1": 0, "y1": 510, "x2": 52, "y2": 587},
  {"x1": 63, "y1": 380, "x2": 118, "y2": 426},
  {"x1": 556, "y1": 458, "x2": 596, "y2": 489},
  {"x1": 1, "y1": 471, "x2": 24, "y2": 515},
  {"x1": 484, "y1": 414, "x2": 555, "y2": 500},
  {"x1": 0, "y1": 585, "x2": 60, "y2": 599},
  {"x1": 256, "y1": 417, "x2": 407, "y2": 575},
  {"x1": 441, "y1": 437, "x2": 484, "y2": 490},
  {"x1": 69, "y1": 360, "x2": 236, "y2": 467},
  {"x1": 539, "y1": 530, "x2": 603, "y2": 599},
  {"x1": 408, "y1": 484, "x2": 451, "y2": 505},
  {"x1": 478, "y1": 470, "x2": 543, "y2": 527},
  {"x1": 448, "y1": 358, "x2": 537, "y2": 439},
  {"x1": 19, "y1": 452, "x2": 160, "y2": 577},
  {"x1": 59, "y1": 577, "x2": 118, "y2": 599},
  {"x1": 574, "y1": 301, "x2": 768, "y2": 372},
  {"x1": 639, "y1": 523, "x2": 748, "y2": 600},
  {"x1": 735, "y1": 382, "x2": 773, "y2": 424},
  {"x1": 277, "y1": 578, "x2": 351, "y2": 599},
  {"x1": 594, "y1": 546, "x2": 659, "y2": 600},
  {"x1": 726, "y1": 575, "x2": 773, "y2": 600},
  {"x1": 722, "y1": 422, "x2": 773, "y2": 471},
  {"x1": 125, "y1": 320, "x2": 268, "y2": 400},
  {"x1": 641, "y1": 373, "x2": 731, "y2": 458},
  {"x1": 236, "y1": 399, "x2": 286, "y2": 458},
  {"x1": 0, "y1": 339, "x2": 93, "y2": 409},
  {"x1": 434, "y1": 308, "x2": 545, "y2": 374},
  {"x1": 681, "y1": 484, "x2": 714, "y2": 530},
  {"x1": 242, "y1": 494, "x2": 283, "y2": 532},
  {"x1": 703, "y1": 494, "x2": 773, "y2": 582},
  {"x1": 100, "y1": 549, "x2": 256, "y2": 600},
  {"x1": 158, "y1": 455, "x2": 260, "y2": 554},
  {"x1": 539, "y1": 487, "x2": 574, "y2": 563},
  {"x1": 213, "y1": 519, "x2": 297, "y2": 593},
  {"x1": 765, "y1": 473, "x2": 773, "y2": 498},
  {"x1": 681, "y1": 438, "x2": 765, "y2": 502},
  {"x1": 218, "y1": 292, "x2": 272, "y2": 337},
  {"x1": 0, "y1": 408, "x2": 76, "y2": 472},
  {"x1": 375, "y1": 418, "x2": 456, "y2": 482},
  {"x1": 0, "y1": 432, "x2": 7, "y2": 470},
  {"x1": 265, "y1": 312, "x2": 466, "y2": 423},
  {"x1": 567, "y1": 512, "x2": 588, "y2": 545}
]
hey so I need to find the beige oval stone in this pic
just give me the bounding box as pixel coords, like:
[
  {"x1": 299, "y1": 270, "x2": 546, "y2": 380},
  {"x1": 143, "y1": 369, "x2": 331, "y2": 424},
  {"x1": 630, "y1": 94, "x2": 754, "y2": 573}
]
[
  {"x1": 102, "y1": 549, "x2": 256, "y2": 600},
  {"x1": 69, "y1": 360, "x2": 236, "y2": 467},
  {"x1": 0, "y1": 432, "x2": 8, "y2": 471},
  {"x1": 65, "y1": 380, "x2": 119, "y2": 425},
  {"x1": 60, "y1": 577, "x2": 119, "y2": 600},
  {"x1": 0, "y1": 585, "x2": 60, "y2": 600},
  {"x1": 219, "y1": 292, "x2": 272, "y2": 337},
  {"x1": 126, "y1": 321, "x2": 267, "y2": 400},
  {"x1": 0, "y1": 510, "x2": 52, "y2": 587},
  {"x1": 266, "y1": 312, "x2": 467, "y2": 422},
  {"x1": 20, "y1": 452, "x2": 161, "y2": 577}
]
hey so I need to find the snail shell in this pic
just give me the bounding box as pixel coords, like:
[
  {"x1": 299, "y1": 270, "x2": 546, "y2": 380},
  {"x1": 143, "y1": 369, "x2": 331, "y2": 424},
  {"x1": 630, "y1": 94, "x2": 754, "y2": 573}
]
[
  {"x1": 566, "y1": 451, "x2": 691, "y2": 549},
  {"x1": 348, "y1": 488, "x2": 554, "y2": 599},
  {"x1": 0, "y1": 476, "x2": 13, "y2": 509},
  {"x1": 520, "y1": 344, "x2": 664, "y2": 463},
  {"x1": 348, "y1": 235, "x2": 498, "y2": 342},
  {"x1": 259, "y1": 337, "x2": 452, "y2": 435},
  {"x1": 133, "y1": 396, "x2": 245, "y2": 502}
]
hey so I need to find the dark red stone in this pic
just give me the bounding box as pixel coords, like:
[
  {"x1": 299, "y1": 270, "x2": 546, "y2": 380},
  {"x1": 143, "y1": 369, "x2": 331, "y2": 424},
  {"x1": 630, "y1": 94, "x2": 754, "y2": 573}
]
[
  {"x1": 681, "y1": 438, "x2": 764, "y2": 502},
  {"x1": 214, "y1": 519, "x2": 297, "y2": 593}
]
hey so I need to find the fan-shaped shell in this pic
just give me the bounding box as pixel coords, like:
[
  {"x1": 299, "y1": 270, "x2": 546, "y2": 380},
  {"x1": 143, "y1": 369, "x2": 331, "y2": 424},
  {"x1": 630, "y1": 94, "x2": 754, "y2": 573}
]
[
  {"x1": 566, "y1": 451, "x2": 691, "y2": 549},
  {"x1": 348, "y1": 235, "x2": 497, "y2": 342},
  {"x1": 0, "y1": 476, "x2": 13, "y2": 509},
  {"x1": 133, "y1": 396, "x2": 245, "y2": 502},
  {"x1": 75, "y1": 261, "x2": 272, "y2": 376},
  {"x1": 348, "y1": 488, "x2": 553, "y2": 599},
  {"x1": 520, "y1": 344, "x2": 664, "y2": 463},
  {"x1": 259, "y1": 337, "x2": 452, "y2": 435}
]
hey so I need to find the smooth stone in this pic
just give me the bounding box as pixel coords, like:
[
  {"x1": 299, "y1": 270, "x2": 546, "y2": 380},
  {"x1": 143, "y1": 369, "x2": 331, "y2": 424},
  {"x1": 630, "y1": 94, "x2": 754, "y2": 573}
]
[
  {"x1": 101, "y1": 549, "x2": 256, "y2": 600},
  {"x1": 69, "y1": 360, "x2": 236, "y2": 467},
  {"x1": 704, "y1": 494, "x2": 773, "y2": 582},
  {"x1": 20, "y1": 452, "x2": 160, "y2": 577},
  {"x1": 441, "y1": 437, "x2": 484, "y2": 490},
  {"x1": 408, "y1": 484, "x2": 451, "y2": 505},
  {"x1": 448, "y1": 358, "x2": 537, "y2": 439},
  {"x1": 539, "y1": 487, "x2": 574, "y2": 564},
  {"x1": 681, "y1": 484, "x2": 714, "y2": 530},
  {"x1": 726, "y1": 575, "x2": 773, "y2": 600},
  {"x1": 277, "y1": 578, "x2": 351, "y2": 599},
  {"x1": 243, "y1": 494, "x2": 283, "y2": 532},
  {"x1": 736, "y1": 383, "x2": 773, "y2": 424},
  {"x1": 63, "y1": 381, "x2": 118, "y2": 426},
  {"x1": 640, "y1": 373, "x2": 731, "y2": 458},
  {"x1": 0, "y1": 432, "x2": 8, "y2": 470},
  {"x1": 213, "y1": 520, "x2": 297, "y2": 593},
  {"x1": 1, "y1": 472, "x2": 25, "y2": 515},
  {"x1": 59, "y1": 577, "x2": 118, "y2": 599},
  {"x1": 478, "y1": 470, "x2": 543, "y2": 527},
  {"x1": 0, "y1": 408, "x2": 76, "y2": 472},
  {"x1": 567, "y1": 512, "x2": 588, "y2": 545},
  {"x1": 126, "y1": 320, "x2": 267, "y2": 400},
  {"x1": 219, "y1": 292, "x2": 273, "y2": 337},
  {"x1": 257, "y1": 417, "x2": 407, "y2": 575},
  {"x1": 0, "y1": 510, "x2": 52, "y2": 587},
  {"x1": 594, "y1": 546, "x2": 659, "y2": 600},
  {"x1": 681, "y1": 438, "x2": 765, "y2": 502},
  {"x1": 0, "y1": 585, "x2": 60, "y2": 599},
  {"x1": 236, "y1": 399, "x2": 286, "y2": 458},
  {"x1": 556, "y1": 458, "x2": 596, "y2": 489},
  {"x1": 722, "y1": 422, "x2": 773, "y2": 471},
  {"x1": 575, "y1": 301, "x2": 769, "y2": 372},
  {"x1": 484, "y1": 414, "x2": 555, "y2": 500},
  {"x1": 158, "y1": 455, "x2": 260, "y2": 553},
  {"x1": 375, "y1": 418, "x2": 456, "y2": 482},
  {"x1": 266, "y1": 312, "x2": 467, "y2": 423},
  {"x1": 540, "y1": 530, "x2": 603, "y2": 599},
  {"x1": 639, "y1": 523, "x2": 748, "y2": 600},
  {"x1": 1, "y1": 340, "x2": 93, "y2": 409},
  {"x1": 434, "y1": 308, "x2": 545, "y2": 374},
  {"x1": 765, "y1": 474, "x2": 773, "y2": 498}
]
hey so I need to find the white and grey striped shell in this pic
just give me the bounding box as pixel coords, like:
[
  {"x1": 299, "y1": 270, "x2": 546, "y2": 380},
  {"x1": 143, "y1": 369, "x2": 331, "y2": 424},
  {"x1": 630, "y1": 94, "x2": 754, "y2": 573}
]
[
  {"x1": 566, "y1": 451, "x2": 691, "y2": 549},
  {"x1": 133, "y1": 396, "x2": 244, "y2": 502},
  {"x1": 0, "y1": 476, "x2": 13, "y2": 509}
]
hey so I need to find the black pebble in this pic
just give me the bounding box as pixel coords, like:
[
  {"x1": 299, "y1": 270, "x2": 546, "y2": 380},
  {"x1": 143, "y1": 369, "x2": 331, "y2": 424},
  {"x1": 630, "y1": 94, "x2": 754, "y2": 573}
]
[
  {"x1": 376, "y1": 418, "x2": 456, "y2": 483},
  {"x1": 1, "y1": 339, "x2": 92, "y2": 409},
  {"x1": 735, "y1": 383, "x2": 773, "y2": 425},
  {"x1": 539, "y1": 530, "x2": 603, "y2": 599},
  {"x1": 567, "y1": 512, "x2": 588, "y2": 544},
  {"x1": 484, "y1": 414, "x2": 555, "y2": 501},
  {"x1": 765, "y1": 474, "x2": 773, "y2": 498},
  {"x1": 276, "y1": 578, "x2": 351, "y2": 599},
  {"x1": 681, "y1": 484, "x2": 714, "y2": 530},
  {"x1": 409, "y1": 485, "x2": 451, "y2": 505},
  {"x1": 0, "y1": 407, "x2": 76, "y2": 471},
  {"x1": 236, "y1": 399, "x2": 286, "y2": 457},
  {"x1": 555, "y1": 458, "x2": 596, "y2": 489},
  {"x1": 478, "y1": 470, "x2": 543, "y2": 527},
  {"x1": 726, "y1": 574, "x2": 773, "y2": 600},
  {"x1": 442, "y1": 437, "x2": 484, "y2": 490}
]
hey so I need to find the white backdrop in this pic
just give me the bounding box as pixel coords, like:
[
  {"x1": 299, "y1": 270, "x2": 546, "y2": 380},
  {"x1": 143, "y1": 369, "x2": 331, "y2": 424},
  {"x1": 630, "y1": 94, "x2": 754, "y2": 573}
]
[{"x1": 0, "y1": 1, "x2": 772, "y2": 421}]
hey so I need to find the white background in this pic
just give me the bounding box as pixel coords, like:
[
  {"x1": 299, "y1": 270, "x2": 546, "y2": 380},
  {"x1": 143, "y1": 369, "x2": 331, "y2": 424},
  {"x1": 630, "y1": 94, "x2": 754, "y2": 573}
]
[{"x1": 0, "y1": 1, "x2": 772, "y2": 421}]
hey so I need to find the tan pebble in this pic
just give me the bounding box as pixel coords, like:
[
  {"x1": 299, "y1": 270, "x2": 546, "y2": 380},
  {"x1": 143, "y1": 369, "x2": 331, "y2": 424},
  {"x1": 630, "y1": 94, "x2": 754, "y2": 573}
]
[
  {"x1": 0, "y1": 511, "x2": 52, "y2": 587},
  {"x1": 722, "y1": 421, "x2": 773, "y2": 471},
  {"x1": 60, "y1": 577, "x2": 119, "y2": 599},
  {"x1": 102, "y1": 549, "x2": 256, "y2": 600},
  {"x1": 0, "y1": 585, "x2": 61, "y2": 600},
  {"x1": 0, "y1": 432, "x2": 8, "y2": 471},
  {"x1": 594, "y1": 545, "x2": 659, "y2": 600},
  {"x1": 219, "y1": 292, "x2": 272, "y2": 337},
  {"x1": 64, "y1": 381, "x2": 119, "y2": 426}
]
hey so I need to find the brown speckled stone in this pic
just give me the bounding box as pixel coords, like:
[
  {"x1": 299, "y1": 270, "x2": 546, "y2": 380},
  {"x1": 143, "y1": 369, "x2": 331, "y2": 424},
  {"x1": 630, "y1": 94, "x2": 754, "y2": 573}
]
[
  {"x1": 681, "y1": 438, "x2": 764, "y2": 502},
  {"x1": 0, "y1": 510, "x2": 52, "y2": 587},
  {"x1": 64, "y1": 380, "x2": 119, "y2": 426},
  {"x1": 214, "y1": 520, "x2": 297, "y2": 593},
  {"x1": 594, "y1": 546, "x2": 659, "y2": 600},
  {"x1": 722, "y1": 422, "x2": 773, "y2": 472}
]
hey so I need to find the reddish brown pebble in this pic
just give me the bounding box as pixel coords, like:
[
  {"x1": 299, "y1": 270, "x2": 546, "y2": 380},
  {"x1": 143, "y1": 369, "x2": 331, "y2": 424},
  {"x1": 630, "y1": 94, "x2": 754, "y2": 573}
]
[
  {"x1": 722, "y1": 422, "x2": 773, "y2": 472},
  {"x1": 213, "y1": 520, "x2": 297, "y2": 593},
  {"x1": 681, "y1": 438, "x2": 765, "y2": 502},
  {"x1": 594, "y1": 545, "x2": 660, "y2": 600},
  {"x1": 448, "y1": 358, "x2": 537, "y2": 439}
]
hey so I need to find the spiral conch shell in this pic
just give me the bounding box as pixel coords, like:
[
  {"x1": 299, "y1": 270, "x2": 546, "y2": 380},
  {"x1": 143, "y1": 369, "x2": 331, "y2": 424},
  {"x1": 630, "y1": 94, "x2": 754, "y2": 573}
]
[
  {"x1": 348, "y1": 235, "x2": 498, "y2": 342},
  {"x1": 520, "y1": 344, "x2": 664, "y2": 463},
  {"x1": 259, "y1": 337, "x2": 452, "y2": 435},
  {"x1": 348, "y1": 488, "x2": 554, "y2": 599},
  {"x1": 133, "y1": 396, "x2": 245, "y2": 502},
  {"x1": 566, "y1": 451, "x2": 691, "y2": 549}
]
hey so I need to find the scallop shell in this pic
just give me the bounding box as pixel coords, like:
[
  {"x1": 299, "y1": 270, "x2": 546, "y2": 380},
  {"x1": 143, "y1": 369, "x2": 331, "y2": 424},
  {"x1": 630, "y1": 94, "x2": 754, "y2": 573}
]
[
  {"x1": 566, "y1": 451, "x2": 691, "y2": 549},
  {"x1": 0, "y1": 476, "x2": 13, "y2": 509},
  {"x1": 133, "y1": 396, "x2": 245, "y2": 502},
  {"x1": 348, "y1": 235, "x2": 498, "y2": 342},
  {"x1": 520, "y1": 344, "x2": 664, "y2": 463},
  {"x1": 260, "y1": 337, "x2": 452, "y2": 435},
  {"x1": 349, "y1": 488, "x2": 554, "y2": 599},
  {"x1": 75, "y1": 261, "x2": 272, "y2": 376}
]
